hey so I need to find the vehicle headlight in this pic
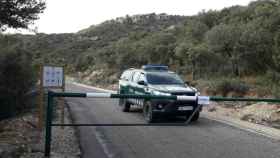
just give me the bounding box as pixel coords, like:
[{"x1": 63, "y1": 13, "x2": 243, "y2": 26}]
[
  {"x1": 191, "y1": 87, "x2": 198, "y2": 92},
  {"x1": 152, "y1": 91, "x2": 171, "y2": 96}
]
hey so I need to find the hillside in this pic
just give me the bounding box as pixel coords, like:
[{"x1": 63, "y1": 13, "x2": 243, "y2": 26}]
[
  {"x1": 0, "y1": 13, "x2": 185, "y2": 71},
  {"x1": 1, "y1": 0, "x2": 280, "y2": 97}
]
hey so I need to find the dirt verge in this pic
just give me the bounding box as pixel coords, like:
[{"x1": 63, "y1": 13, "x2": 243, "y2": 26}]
[{"x1": 0, "y1": 100, "x2": 81, "y2": 158}]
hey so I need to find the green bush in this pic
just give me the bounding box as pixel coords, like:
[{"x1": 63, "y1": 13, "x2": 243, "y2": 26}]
[
  {"x1": 254, "y1": 72, "x2": 280, "y2": 97},
  {"x1": 0, "y1": 50, "x2": 36, "y2": 120},
  {"x1": 210, "y1": 78, "x2": 250, "y2": 97}
]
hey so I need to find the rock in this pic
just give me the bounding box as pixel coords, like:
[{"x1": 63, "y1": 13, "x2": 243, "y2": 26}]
[
  {"x1": 239, "y1": 103, "x2": 280, "y2": 125},
  {"x1": 20, "y1": 152, "x2": 44, "y2": 158},
  {"x1": 240, "y1": 114, "x2": 252, "y2": 121},
  {"x1": 208, "y1": 107, "x2": 216, "y2": 112},
  {"x1": 0, "y1": 143, "x2": 22, "y2": 158},
  {"x1": 30, "y1": 144, "x2": 44, "y2": 153}
]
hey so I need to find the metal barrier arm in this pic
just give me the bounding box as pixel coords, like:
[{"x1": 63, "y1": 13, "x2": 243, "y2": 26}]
[
  {"x1": 44, "y1": 91, "x2": 280, "y2": 157},
  {"x1": 52, "y1": 92, "x2": 198, "y2": 101},
  {"x1": 210, "y1": 96, "x2": 280, "y2": 103},
  {"x1": 48, "y1": 91, "x2": 280, "y2": 103}
]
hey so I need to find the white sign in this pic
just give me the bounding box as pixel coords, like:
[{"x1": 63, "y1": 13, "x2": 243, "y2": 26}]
[
  {"x1": 198, "y1": 96, "x2": 210, "y2": 105},
  {"x1": 43, "y1": 66, "x2": 64, "y2": 87}
]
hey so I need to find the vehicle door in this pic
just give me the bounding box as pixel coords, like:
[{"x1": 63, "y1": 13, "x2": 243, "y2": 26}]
[
  {"x1": 135, "y1": 72, "x2": 147, "y2": 106},
  {"x1": 135, "y1": 73, "x2": 147, "y2": 94},
  {"x1": 119, "y1": 71, "x2": 130, "y2": 94},
  {"x1": 128, "y1": 71, "x2": 140, "y2": 104}
]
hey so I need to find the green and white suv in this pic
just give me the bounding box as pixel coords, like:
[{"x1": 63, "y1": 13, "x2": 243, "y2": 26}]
[{"x1": 118, "y1": 65, "x2": 201, "y2": 123}]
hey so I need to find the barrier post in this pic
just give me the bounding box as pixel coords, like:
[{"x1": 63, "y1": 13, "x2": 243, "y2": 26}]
[{"x1": 45, "y1": 91, "x2": 54, "y2": 157}]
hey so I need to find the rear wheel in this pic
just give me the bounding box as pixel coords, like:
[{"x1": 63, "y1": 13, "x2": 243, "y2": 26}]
[
  {"x1": 119, "y1": 99, "x2": 131, "y2": 112},
  {"x1": 143, "y1": 101, "x2": 156, "y2": 123}
]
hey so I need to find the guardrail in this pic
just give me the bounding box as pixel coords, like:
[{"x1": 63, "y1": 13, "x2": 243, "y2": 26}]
[{"x1": 44, "y1": 91, "x2": 280, "y2": 157}]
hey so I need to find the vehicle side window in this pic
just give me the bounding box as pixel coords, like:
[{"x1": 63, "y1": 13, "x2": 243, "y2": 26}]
[
  {"x1": 138, "y1": 73, "x2": 146, "y2": 82},
  {"x1": 129, "y1": 71, "x2": 135, "y2": 81},
  {"x1": 132, "y1": 72, "x2": 140, "y2": 83},
  {"x1": 125, "y1": 71, "x2": 131, "y2": 81}
]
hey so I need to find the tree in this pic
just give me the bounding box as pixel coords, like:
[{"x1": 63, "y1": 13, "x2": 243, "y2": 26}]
[
  {"x1": 184, "y1": 19, "x2": 209, "y2": 42},
  {"x1": 236, "y1": 22, "x2": 274, "y2": 75},
  {"x1": 197, "y1": 10, "x2": 219, "y2": 28},
  {"x1": 0, "y1": 0, "x2": 45, "y2": 31},
  {"x1": 273, "y1": 31, "x2": 280, "y2": 72},
  {"x1": 0, "y1": 48, "x2": 35, "y2": 119},
  {"x1": 205, "y1": 24, "x2": 242, "y2": 76}
]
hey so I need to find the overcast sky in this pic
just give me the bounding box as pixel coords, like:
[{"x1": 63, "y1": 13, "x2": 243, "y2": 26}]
[{"x1": 7, "y1": 0, "x2": 254, "y2": 34}]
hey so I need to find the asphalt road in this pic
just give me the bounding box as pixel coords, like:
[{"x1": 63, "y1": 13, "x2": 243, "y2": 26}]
[{"x1": 66, "y1": 83, "x2": 280, "y2": 158}]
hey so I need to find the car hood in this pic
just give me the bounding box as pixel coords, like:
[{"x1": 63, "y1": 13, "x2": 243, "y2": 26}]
[{"x1": 149, "y1": 84, "x2": 195, "y2": 93}]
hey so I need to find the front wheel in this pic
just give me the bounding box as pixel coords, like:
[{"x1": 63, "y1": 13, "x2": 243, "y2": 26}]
[
  {"x1": 143, "y1": 101, "x2": 156, "y2": 123},
  {"x1": 119, "y1": 99, "x2": 131, "y2": 112}
]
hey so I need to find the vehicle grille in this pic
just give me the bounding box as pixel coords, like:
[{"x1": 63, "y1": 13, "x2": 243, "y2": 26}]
[{"x1": 171, "y1": 92, "x2": 196, "y2": 96}]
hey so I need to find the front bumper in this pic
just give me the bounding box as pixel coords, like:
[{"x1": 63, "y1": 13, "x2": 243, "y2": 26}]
[{"x1": 150, "y1": 99, "x2": 201, "y2": 116}]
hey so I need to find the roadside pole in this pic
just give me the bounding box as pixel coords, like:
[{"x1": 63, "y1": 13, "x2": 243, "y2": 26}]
[
  {"x1": 38, "y1": 65, "x2": 65, "y2": 131},
  {"x1": 60, "y1": 68, "x2": 66, "y2": 129},
  {"x1": 45, "y1": 91, "x2": 54, "y2": 157},
  {"x1": 38, "y1": 65, "x2": 44, "y2": 130}
]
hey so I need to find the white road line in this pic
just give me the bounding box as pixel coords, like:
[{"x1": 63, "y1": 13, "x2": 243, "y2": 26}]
[
  {"x1": 72, "y1": 82, "x2": 116, "y2": 93},
  {"x1": 94, "y1": 127, "x2": 115, "y2": 158}
]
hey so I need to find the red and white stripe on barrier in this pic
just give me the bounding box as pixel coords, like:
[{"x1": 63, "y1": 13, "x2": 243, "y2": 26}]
[{"x1": 84, "y1": 92, "x2": 210, "y2": 105}]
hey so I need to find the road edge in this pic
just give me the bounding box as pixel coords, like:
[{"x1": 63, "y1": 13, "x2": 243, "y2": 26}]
[
  {"x1": 201, "y1": 112, "x2": 280, "y2": 141},
  {"x1": 70, "y1": 82, "x2": 280, "y2": 141}
]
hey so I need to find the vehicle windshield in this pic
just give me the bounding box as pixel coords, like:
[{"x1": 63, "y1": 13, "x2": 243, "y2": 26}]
[{"x1": 146, "y1": 73, "x2": 184, "y2": 85}]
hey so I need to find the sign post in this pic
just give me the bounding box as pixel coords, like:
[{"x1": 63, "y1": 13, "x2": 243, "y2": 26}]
[
  {"x1": 38, "y1": 65, "x2": 65, "y2": 130},
  {"x1": 38, "y1": 65, "x2": 44, "y2": 130}
]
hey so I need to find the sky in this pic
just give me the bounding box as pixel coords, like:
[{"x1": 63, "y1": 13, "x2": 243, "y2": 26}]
[{"x1": 7, "y1": 0, "x2": 254, "y2": 34}]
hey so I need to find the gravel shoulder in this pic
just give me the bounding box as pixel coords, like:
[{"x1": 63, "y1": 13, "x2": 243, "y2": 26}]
[
  {"x1": 203, "y1": 101, "x2": 280, "y2": 129},
  {"x1": 0, "y1": 99, "x2": 81, "y2": 158}
]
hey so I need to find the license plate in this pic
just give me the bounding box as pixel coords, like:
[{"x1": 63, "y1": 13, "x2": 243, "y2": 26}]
[{"x1": 178, "y1": 106, "x2": 193, "y2": 111}]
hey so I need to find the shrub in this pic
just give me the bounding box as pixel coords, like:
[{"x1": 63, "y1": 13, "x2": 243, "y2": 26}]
[
  {"x1": 210, "y1": 78, "x2": 250, "y2": 97},
  {"x1": 0, "y1": 50, "x2": 36, "y2": 120},
  {"x1": 254, "y1": 72, "x2": 280, "y2": 97}
]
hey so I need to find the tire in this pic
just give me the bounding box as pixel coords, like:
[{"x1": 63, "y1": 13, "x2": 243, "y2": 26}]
[
  {"x1": 143, "y1": 101, "x2": 156, "y2": 123},
  {"x1": 119, "y1": 99, "x2": 131, "y2": 112},
  {"x1": 186, "y1": 112, "x2": 200, "y2": 122}
]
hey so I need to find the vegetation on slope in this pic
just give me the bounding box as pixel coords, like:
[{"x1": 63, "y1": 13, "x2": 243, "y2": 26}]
[
  {"x1": 1, "y1": 0, "x2": 280, "y2": 98},
  {"x1": 0, "y1": 0, "x2": 45, "y2": 119}
]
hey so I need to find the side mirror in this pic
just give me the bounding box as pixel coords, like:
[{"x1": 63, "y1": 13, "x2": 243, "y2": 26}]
[
  {"x1": 137, "y1": 80, "x2": 146, "y2": 86},
  {"x1": 184, "y1": 81, "x2": 190, "y2": 85}
]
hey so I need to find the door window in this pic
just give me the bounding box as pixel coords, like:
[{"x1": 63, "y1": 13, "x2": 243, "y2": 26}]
[
  {"x1": 138, "y1": 73, "x2": 146, "y2": 82},
  {"x1": 132, "y1": 72, "x2": 141, "y2": 83}
]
